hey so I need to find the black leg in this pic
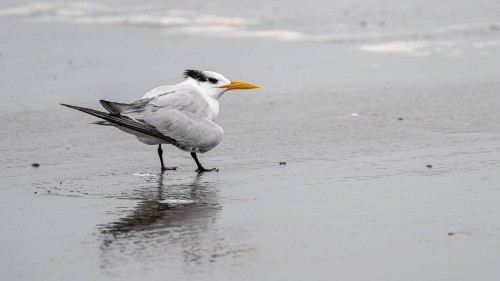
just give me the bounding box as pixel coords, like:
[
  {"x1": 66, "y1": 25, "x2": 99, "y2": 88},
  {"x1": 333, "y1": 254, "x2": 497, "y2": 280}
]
[
  {"x1": 191, "y1": 152, "x2": 218, "y2": 173},
  {"x1": 158, "y1": 144, "x2": 177, "y2": 171}
]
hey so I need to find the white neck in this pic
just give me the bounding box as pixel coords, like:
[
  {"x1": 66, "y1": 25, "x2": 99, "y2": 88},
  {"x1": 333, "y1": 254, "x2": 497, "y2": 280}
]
[{"x1": 184, "y1": 78, "x2": 222, "y2": 120}]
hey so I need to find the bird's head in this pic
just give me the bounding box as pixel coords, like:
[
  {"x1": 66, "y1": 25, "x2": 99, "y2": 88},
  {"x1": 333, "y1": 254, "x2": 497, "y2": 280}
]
[{"x1": 183, "y1": 70, "x2": 261, "y2": 99}]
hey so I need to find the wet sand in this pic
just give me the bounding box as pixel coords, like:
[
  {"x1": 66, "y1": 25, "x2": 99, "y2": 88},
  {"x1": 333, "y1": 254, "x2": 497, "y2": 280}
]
[{"x1": 2, "y1": 14, "x2": 500, "y2": 281}]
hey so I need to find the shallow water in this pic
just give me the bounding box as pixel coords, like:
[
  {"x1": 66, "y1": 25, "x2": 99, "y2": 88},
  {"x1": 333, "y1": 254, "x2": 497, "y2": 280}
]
[
  {"x1": 2, "y1": 0, "x2": 500, "y2": 55},
  {"x1": 1, "y1": 2, "x2": 500, "y2": 281}
]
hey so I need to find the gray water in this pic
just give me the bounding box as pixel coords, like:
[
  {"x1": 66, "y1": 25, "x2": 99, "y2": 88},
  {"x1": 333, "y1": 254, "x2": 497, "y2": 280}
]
[
  {"x1": 1, "y1": 1, "x2": 500, "y2": 280},
  {"x1": 2, "y1": 0, "x2": 500, "y2": 50}
]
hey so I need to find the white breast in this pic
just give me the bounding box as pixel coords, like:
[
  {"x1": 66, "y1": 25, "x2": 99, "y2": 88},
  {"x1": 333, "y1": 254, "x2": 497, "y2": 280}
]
[{"x1": 204, "y1": 96, "x2": 220, "y2": 121}]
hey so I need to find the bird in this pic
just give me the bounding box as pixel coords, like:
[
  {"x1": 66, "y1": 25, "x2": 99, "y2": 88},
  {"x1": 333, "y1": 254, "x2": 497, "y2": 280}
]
[{"x1": 61, "y1": 70, "x2": 261, "y2": 172}]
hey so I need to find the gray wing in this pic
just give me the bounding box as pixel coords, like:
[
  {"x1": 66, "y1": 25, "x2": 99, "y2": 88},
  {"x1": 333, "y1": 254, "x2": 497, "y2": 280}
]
[
  {"x1": 109, "y1": 85, "x2": 223, "y2": 153},
  {"x1": 60, "y1": 103, "x2": 178, "y2": 145}
]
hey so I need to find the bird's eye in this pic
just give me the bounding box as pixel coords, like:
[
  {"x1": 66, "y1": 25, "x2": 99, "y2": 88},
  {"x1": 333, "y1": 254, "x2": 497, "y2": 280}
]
[{"x1": 208, "y1": 78, "x2": 218, "y2": 84}]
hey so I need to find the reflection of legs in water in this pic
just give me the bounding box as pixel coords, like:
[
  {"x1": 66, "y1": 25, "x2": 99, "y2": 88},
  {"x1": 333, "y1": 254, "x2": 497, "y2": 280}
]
[
  {"x1": 101, "y1": 173, "x2": 218, "y2": 235},
  {"x1": 156, "y1": 172, "x2": 165, "y2": 201},
  {"x1": 99, "y1": 173, "x2": 229, "y2": 271},
  {"x1": 157, "y1": 172, "x2": 203, "y2": 201}
]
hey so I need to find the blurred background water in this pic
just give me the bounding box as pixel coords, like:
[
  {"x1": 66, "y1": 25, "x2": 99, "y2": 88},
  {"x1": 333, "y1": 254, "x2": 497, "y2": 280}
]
[{"x1": 2, "y1": 0, "x2": 500, "y2": 55}]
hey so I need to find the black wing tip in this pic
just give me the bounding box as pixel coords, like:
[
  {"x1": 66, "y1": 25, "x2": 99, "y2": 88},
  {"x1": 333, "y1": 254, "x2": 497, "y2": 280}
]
[
  {"x1": 60, "y1": 103, "x2": 104, "y2": 116},
  {"x1": 60, "y1": 103, "x2": 79, "y2": 110},
  {"x1": 61, "y1": 102, "x2": 177, "y2": 144}
]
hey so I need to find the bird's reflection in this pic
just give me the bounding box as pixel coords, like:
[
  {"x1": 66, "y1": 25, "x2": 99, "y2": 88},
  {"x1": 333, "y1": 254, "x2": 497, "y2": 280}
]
[
  {"x1": 99, "y1": 173, "x2": 229, "y2": 275},
  {"x1": 102, "y1": 173, "x2": 219, "y2": 235}
]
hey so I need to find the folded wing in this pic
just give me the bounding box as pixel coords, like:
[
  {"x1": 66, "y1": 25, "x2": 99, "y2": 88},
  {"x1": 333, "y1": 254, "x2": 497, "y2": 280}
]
[{"x1": 101, "y1": 85, "x2": 223, "y2": 153}]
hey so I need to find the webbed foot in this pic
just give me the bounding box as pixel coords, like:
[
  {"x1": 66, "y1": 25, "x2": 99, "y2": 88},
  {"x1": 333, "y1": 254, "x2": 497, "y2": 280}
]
[{"x1": 195, "y1": 167, "x2": 219, "y2": 173}]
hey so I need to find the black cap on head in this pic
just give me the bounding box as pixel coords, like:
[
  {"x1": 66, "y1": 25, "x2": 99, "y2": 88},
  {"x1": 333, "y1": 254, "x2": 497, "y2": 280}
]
[{"x1": 184, "y1": 70, "x2": 207, "y2": 82}]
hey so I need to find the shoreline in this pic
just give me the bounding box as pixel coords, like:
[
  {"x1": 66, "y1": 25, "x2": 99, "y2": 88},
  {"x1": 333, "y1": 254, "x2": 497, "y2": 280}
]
[{"x1": 2, "y1": 15, "x2": 500, "y2": 281}]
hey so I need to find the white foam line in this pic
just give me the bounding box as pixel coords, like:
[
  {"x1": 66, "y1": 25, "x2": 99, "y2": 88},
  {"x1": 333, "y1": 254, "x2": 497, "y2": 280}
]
[
  {"x1": 359, "y1": 41, "x2": 430, "y2": 54},
  {"x1": 0, "y1": 2, "x2": 305, "y2": 42},
  {"x1": 160, "y1": 199, "x2": 195, "y2": 204},
  {"x1": 133, "y1": 172, "x2": 157, "y2": 177}
]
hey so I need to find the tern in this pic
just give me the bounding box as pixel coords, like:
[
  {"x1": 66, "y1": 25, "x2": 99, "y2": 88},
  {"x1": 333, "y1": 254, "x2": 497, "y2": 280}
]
[{"x1": 61, "y1": 70, "x2": 261, "y2": 172}]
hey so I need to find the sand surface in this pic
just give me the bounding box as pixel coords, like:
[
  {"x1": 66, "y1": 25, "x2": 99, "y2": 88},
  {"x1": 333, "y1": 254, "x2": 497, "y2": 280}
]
[{"x1": 1, "y1": 2, "x2": 500, "y2": 280}]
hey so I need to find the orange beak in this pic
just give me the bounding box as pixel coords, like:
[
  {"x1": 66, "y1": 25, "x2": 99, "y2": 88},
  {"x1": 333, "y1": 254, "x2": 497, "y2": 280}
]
[{"x1": 221, "y1": 80, "x2": 262, "y2": 90}]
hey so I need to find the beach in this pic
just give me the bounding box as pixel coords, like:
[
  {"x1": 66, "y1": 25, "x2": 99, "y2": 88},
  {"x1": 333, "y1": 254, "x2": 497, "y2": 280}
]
[{"x1": 1, "y1": 1, "x2": 500, "y2": 280}]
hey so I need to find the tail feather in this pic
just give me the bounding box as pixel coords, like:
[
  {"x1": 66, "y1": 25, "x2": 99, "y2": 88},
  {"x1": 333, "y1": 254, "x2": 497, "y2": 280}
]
[
  {"x1": 99, "y1": 100, "x2": 131, "y2": 114},
  {"x1": 60, "y1": 103, "x2": 177, "y2": 144}
]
